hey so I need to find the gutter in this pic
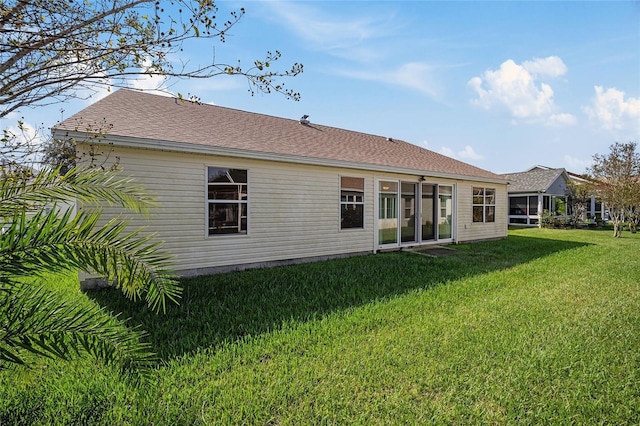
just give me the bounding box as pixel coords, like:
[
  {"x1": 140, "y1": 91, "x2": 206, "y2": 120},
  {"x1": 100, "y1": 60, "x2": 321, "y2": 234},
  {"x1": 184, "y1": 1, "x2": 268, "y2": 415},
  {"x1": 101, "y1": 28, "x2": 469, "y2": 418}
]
[{"x1": 52, "y1": 129, "x2": 509, "y2": 185}]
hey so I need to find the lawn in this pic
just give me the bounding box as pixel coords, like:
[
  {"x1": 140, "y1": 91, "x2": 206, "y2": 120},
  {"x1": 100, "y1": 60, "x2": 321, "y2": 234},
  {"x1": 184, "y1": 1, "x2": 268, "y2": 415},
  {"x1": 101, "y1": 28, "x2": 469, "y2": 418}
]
[{"x1": 1, "y1": 228, "x2": 639, "y2": 424}]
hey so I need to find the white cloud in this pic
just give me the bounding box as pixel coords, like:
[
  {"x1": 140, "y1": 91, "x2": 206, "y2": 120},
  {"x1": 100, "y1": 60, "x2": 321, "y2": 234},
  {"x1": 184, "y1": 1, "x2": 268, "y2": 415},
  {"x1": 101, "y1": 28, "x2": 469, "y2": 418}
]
[
  {"x1": 1, "y1": 119, "x2": 46, "y2": 165},
  {"x1": 439, "y1": 146, "x2": 455, "y2": 157},
  {"x1": 436, "y1": 145, "x2": 482, "y2": 161},
  {"x1": 263, "y1": 1, "x2": 396, "y2": 62},
  {"x1": 268, "y1": 2, "x2": 375, "y2": 46},
  {"x1": 582, "y1": 86, "x2": 640, "y2": 133},
  {"x1": 71, "y1": 59, "x2": 170, "y2": 107},
  {"x1": 522, "y1": 56, "x2": 567, "y2": 78},
  {"x1": 458, "y1": 145, "x2": 483, "y2": 161},
  {"x1": 393, "y1": 63, "x2": 440, "y2": 98},
  {"x1": 338, "y1": 62, "x2": 440, "y2": 99},
  {"x1": 126, "y1": 57, "x2": 173, "y2": 97},
  {"x1": 564, "y1": 154, "x2": 592, "y2": 173},
  {"x1": 468, "y1": 56, "x2": 573, "y2": 127},
  {"x1": 1, "y1": 116, "x2": 44, "y2": 146},
  {"x1": 548, "y1": 113, "x2": 577, "y2": 127}
]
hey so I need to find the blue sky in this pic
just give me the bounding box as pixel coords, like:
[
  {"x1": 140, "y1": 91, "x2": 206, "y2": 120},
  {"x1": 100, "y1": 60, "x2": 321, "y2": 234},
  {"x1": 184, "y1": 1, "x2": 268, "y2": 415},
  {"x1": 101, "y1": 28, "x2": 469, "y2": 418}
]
[{"x1": 4, "y1": 1, "x2": 639, "y2": 174}]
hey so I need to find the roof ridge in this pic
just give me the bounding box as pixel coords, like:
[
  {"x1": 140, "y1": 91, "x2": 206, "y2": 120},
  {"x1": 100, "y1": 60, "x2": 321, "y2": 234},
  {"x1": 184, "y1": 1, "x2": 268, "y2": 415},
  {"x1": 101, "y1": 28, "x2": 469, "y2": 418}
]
[
  {"x1": 109, "y1": 89, "x2": 412, "y2": 144},
  {"x1": 52, "y1": 88, "x2": 505, "y2": 182}
]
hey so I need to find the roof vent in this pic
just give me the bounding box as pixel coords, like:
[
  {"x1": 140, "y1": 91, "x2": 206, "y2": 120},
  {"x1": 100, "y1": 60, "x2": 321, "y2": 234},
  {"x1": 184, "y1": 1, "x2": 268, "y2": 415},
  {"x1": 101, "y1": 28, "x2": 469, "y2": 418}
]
[
  {"x1": 299, "y1": 114, "x2": 310, "y2": 125},
  {"x1": 386, "y1": 137, "x2": 393, "y2": 142}
]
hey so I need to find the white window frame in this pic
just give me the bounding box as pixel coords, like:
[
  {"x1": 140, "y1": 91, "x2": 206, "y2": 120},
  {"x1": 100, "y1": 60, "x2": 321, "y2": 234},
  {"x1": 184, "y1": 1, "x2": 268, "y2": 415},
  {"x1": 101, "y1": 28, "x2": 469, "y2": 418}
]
[
  {"x1": 340, "y1": 176, "x2": 365, "y2": 230},
  {"x1": 473, "y1": 187, "x2": 496, "y2": 223},
  {"x1": 206, "y1": 167, "x2": 249, "y2": 237}
]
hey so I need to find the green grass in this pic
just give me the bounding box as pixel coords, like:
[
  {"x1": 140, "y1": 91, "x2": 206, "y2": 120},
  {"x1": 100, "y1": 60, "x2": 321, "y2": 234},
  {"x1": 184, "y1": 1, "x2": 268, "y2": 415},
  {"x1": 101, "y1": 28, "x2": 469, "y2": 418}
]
[{"x1": 1, "y1": 228, "x2": 639, "y2": 424}]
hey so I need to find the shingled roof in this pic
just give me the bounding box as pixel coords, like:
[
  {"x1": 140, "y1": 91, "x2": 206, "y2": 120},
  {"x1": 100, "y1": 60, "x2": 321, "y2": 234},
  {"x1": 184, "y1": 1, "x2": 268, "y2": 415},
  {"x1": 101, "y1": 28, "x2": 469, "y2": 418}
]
[
  {"x1": 501, "y1": 167, "x2": 567, "y2": 192},
  {"x1": 53, "y1": 89, "x2": 505, "y2": 182}
]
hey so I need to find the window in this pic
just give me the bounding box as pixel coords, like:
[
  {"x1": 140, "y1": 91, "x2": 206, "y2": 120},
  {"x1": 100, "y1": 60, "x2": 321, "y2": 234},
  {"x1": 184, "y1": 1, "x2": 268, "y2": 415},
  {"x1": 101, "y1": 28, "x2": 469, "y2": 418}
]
[
  {"x1": 340, "y1": 176, "x2": 364, "y2": 229},
  {"x1": 207, "y1": 167, "x2": 247, "y2": 235},
  {"x1": 473, "y1": 187, "x2": 496, "y2": 223}
]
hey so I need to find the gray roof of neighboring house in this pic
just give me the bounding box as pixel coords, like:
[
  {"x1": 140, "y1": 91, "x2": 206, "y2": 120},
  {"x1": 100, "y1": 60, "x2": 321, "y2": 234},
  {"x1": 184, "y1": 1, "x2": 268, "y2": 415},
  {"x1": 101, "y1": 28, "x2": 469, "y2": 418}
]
[
  {"x1": 52, "y1": 89, "x2": 506, "y2": 183},
  {"x1": 501, "y1": 167, "x2": 567, "y2": 193}
]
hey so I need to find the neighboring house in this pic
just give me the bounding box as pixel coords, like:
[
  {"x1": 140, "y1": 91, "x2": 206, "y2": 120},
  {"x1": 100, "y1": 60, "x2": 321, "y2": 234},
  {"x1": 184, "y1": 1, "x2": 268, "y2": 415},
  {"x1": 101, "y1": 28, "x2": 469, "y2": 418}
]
[
  {"x1": 52, "y1": 89, "x2": 508, "y2": 278},
  {"x1": 566, "y1": 171, "x2": 608, "y2": 222},
  {"x1": 502, "y1": 165, "x2": 605, "y2": 227}
]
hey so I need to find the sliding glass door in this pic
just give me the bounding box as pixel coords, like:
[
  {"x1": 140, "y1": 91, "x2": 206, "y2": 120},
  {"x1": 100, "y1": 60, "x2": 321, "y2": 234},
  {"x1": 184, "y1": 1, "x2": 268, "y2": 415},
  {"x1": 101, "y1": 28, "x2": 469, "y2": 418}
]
[
  {"x1": 378, "y1": 180, "x2": 454, "y2": 247},
  {"x1": 401, "y1": 182, "x2": 417, "y2": 243},
  {"x1": 378, "y1": 181, "x2": 398, "y2": 245},
  {"x1": 421, "y1": 184, "x2": 436, "y2": 241},
  {"x1": 438, "y1": 186, "x2": 453, "y2": 239}
]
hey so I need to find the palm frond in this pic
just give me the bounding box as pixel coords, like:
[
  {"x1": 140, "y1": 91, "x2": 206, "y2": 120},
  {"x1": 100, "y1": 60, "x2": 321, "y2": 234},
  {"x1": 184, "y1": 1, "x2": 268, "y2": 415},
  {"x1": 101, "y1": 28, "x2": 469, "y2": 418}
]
[
  {"x1": 0, "y1": 166, "x2": 156, "y2": 218},
  {"x1": 0, "y1": 281, "x2": 155, "y2": 372},
  {"x1": 0, "y1": 208, "x2": 181, "y2": 313}
]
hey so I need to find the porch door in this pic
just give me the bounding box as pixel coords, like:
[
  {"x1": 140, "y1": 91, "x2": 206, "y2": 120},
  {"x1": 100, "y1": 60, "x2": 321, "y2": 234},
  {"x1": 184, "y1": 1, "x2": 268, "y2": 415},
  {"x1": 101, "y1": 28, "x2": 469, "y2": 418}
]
[
  {"x1": 378, "y1": 181, "x2": 398, "y2": 245},
  {"x1": 421, "y1": 184, "x2": 436, "y2": 241},
  {"x1": 378, "y1": 181, "x2": 454, "y2": 246},
  {"x1": 438, "y1": 185, "x2": 453, "y2": 239},
  {"x1": 401, "y1": 182, "x2": 418, "y2": 243}
]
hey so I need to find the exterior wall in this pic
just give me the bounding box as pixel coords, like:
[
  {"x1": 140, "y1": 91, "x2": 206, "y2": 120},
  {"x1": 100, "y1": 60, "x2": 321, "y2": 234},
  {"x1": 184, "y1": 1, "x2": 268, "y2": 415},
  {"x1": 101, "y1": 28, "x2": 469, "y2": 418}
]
[
  {"x1": 456, "y1": 180, "x2": 509, "y2": 242},
  {"x1": 83, "y1": 145, "x2": 376, "y2": 274},
  {"x1": 547, "y1": 175, "x2": 570, "y2": 195},
  {"x1": 80, "y1": 143, "x2": 507, "y2": 277}
]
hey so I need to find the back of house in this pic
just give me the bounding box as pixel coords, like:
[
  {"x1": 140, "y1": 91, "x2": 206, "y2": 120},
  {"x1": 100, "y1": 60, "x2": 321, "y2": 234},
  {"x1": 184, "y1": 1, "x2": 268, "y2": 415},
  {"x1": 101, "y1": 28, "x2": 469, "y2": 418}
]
[{"x1": 52, "y1": 89, "x2": 508, "y2": 278}]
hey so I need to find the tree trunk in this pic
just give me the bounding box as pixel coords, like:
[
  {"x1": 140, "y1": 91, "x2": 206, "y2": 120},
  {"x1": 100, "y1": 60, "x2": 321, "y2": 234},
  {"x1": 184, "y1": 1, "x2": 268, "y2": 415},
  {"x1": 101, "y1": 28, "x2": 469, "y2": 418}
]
[
  {"x1": 614, "y1": 223, "x2": 622, "y2": 237},
  {"x1": 610, "y1": 209, "x2": 623, "y2": 238}
]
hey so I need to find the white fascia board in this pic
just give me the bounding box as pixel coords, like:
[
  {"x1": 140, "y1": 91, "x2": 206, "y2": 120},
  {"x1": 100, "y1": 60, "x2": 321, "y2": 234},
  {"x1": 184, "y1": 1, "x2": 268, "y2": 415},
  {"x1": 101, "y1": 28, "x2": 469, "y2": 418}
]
[{"x1": 56, "y1": 131, "x2": 508, "y2": 185}]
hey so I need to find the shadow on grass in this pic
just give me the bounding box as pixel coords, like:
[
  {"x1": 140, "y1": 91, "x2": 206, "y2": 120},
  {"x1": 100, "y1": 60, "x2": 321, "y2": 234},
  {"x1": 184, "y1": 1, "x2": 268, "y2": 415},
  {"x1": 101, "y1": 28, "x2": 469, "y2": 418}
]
[{"x1": 87, "y1": 234, "x2": 588, "y2": 361}]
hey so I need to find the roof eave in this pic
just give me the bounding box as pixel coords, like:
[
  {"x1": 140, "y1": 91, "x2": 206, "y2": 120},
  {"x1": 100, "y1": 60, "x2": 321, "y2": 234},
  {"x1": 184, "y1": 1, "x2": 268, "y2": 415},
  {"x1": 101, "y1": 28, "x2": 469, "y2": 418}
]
[{"x1": 53, "y1": 129, "x2": 508, "y2": 185}]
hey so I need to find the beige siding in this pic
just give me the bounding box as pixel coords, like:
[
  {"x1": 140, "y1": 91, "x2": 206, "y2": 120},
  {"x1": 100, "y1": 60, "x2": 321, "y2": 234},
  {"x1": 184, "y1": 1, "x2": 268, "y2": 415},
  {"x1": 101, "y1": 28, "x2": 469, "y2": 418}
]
[
  {"x1": 80, "y1": 144, "x2": 507, "y2": 276},
  {"x1": 455, "y1": 181, "x2": 509, "y2": 242},
  {"x1": 83, "y1": 145, "x2": 375, "y2": 273}
]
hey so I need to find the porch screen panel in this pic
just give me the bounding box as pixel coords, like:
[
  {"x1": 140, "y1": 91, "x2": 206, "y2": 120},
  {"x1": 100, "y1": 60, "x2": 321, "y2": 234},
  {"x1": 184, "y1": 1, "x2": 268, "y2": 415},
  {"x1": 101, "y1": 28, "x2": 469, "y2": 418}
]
[{"x1": 528, "y1": 196, "x2": 538, "y2": 215}]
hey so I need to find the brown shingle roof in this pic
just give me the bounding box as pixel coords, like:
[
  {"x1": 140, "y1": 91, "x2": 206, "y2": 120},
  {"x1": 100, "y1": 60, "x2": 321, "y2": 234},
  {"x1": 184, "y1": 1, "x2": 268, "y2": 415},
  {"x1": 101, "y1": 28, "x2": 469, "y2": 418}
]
[{"x1": 53, "y1": 89, "x2": 505, "y2": 182}]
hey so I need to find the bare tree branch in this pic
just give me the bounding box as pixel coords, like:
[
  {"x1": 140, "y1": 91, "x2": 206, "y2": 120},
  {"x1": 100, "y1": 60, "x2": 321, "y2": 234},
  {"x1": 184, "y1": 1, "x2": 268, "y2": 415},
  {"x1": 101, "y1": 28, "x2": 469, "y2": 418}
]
[{"x1": 0, "y1": 0, "x2": 303, "y2": 117}]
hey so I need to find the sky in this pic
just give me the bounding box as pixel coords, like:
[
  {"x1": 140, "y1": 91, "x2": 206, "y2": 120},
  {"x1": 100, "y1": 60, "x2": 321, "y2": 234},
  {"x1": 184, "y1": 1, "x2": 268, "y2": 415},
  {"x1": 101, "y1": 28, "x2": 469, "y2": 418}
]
[{"x1": 3, "y1": 0, "x2": 639, "y2": 175}]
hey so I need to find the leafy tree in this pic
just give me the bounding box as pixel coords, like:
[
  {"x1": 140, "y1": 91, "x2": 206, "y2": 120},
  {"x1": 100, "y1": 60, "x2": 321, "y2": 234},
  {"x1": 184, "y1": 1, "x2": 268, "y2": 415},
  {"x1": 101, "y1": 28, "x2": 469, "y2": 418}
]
[
  {"x1": 628, "y1": 206, "x2": 639, "y2": 233},
  {"x1": 41, "y1": 119, "x2": 118, "y2": 173},
  {"x1": 588, "y1": 142, "x2": 640, "y2": 237},
  {"x1": 0, "y1": 0, "x2": 303, "y2": 118},
  {"x1": 625, "y1": 177, "x2": 640, "y2": 233},
  {"x1": 1, "y1": 0, "x2": 302, "y2": 370},
  {"x1": 1, "y1": 120, "x2": 41, "y2": 172},
  {"x1": 41, "y1": 137, "x2": 77, "y2": 175},
  {"x1": 566, "y1": 179, "x2": 594, "y2": 227},
  {"x1": 0, "y1": 164, "x2": 181, "y2": 370}
]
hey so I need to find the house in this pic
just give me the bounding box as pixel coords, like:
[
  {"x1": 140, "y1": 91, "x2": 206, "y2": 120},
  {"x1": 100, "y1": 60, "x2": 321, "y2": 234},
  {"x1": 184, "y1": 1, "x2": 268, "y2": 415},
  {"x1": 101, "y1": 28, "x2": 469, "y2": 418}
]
[
  {"x1": 565, "y1": 171, "x2": 608, "y2": 223},
  {"x1": 52, "y1": 89, "x2": 508, "y2": 278},
  {"x1": 501, "y1": 165, "x2": 605, "y2": 227}
]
